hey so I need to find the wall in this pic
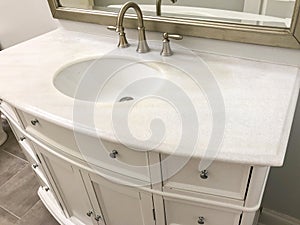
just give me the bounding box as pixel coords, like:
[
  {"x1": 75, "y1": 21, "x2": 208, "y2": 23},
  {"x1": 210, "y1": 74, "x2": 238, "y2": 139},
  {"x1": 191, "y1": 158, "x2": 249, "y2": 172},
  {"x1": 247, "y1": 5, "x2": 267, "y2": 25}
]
[
  {"x1": 0, "y1": 0, "x2": 57, "y2": 49},
  {"x1": 1, "y1": 0, "x2": 300, "y2": 222},
  {"x1": 262, "y1": 100, "x2": 300, "y2": 220}
]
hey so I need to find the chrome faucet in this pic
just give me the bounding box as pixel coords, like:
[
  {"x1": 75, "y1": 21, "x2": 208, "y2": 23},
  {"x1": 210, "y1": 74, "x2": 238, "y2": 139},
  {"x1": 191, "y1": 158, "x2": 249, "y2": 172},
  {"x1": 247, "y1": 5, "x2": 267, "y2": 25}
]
[
  {"x1": 156, "y1": 0, "x2": 177, "y2": 16},
  {"x1": 108, "y1": 2, "x2": 150, "y2": 53}
]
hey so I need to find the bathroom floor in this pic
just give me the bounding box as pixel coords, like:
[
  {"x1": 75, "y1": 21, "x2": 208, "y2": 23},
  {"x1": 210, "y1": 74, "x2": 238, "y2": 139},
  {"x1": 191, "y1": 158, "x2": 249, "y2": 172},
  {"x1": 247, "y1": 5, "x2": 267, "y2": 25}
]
[{"x1": 0, "y1": 119, "x2": 59, "y2": 225}]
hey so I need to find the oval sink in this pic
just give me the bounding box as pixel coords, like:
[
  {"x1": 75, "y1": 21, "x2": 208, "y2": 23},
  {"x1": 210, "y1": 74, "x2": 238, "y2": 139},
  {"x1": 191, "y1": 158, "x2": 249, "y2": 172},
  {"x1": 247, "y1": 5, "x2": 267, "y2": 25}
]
[{"x1": 53, "y1": 56, "x2": 174, "y2": 103}]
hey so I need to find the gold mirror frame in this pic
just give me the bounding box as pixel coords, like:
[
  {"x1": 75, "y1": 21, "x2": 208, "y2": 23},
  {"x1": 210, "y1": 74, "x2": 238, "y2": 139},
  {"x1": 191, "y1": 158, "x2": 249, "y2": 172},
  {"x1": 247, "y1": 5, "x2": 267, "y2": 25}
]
[{"x1": 48, "y1": 0, "x2": 300, "y2": 49}]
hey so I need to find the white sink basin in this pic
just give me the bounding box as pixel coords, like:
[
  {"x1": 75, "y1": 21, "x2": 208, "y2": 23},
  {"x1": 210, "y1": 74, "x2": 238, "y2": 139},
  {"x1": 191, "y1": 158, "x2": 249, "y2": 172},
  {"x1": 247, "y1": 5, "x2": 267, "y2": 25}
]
[
  {"x1": 53, "y1": 46, "x2": 220, "y2": 109},
  {"x1": 53, "y1": 57, "x2": 164, "y2": 102},
  {"x1": 53, "y1": 56, "x2": 179, "y2": 103}
]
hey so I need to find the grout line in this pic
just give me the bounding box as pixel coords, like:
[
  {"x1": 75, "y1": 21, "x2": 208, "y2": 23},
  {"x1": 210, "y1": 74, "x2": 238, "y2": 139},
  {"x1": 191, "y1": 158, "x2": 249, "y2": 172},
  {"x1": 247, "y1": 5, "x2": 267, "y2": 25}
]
[
  {"x1": 0, "y1": 164, "x2": 30, "y2": 189},
  {"x1": 17, "y1": 199, "x2": 41, "y2": 221},
  {"x1": 2, "y1": 149, "x2": 29, "y2": 163},
  {"x1": 0, "y1": 205, "x2": 21, "y2": 220}
]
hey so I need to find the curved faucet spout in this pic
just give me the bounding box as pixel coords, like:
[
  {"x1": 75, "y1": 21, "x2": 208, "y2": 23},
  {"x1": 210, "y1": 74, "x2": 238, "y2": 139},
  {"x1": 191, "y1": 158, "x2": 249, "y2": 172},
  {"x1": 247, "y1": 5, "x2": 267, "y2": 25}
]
[
  {"x1": 115, "y1": 1, "x2": 150, "y2": 53},
  {"x1": 156, "y1": 0, "x2": 177, "y2": 16},
  {"x1": 116, "y1": 2, "x2": 144, "y2": 31}
]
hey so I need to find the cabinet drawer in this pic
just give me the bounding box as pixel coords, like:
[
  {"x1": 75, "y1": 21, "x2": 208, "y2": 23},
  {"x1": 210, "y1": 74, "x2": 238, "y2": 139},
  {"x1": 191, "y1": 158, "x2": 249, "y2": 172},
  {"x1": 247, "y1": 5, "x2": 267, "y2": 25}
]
[
  {"x1": 99, "y1": 140, "x2": 150, "y2": 182},
  {"x1": 161, "y1": 154, "x2": 251, "y2": 199},
  {"x1": 17, "y1": 110, "x2": 82, "y2": 157},
  {"x1": 18, "y1": 110, "x2": 150, "y2": 183},
  {"x1": 164, "y1": 197, "x2": 241, "y2": 225}
]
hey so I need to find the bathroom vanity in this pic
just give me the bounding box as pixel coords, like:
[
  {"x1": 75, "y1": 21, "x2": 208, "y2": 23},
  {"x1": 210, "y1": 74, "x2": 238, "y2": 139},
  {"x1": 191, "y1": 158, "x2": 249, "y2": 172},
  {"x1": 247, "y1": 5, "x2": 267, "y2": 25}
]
[{"x1": 0, "y1": 27, "x2": 299, "y2": 225}]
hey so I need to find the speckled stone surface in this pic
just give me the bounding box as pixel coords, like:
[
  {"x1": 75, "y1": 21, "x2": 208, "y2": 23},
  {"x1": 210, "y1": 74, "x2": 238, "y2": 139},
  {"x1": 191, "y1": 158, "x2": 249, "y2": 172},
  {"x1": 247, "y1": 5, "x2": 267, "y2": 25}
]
[{"x1": 0, "y1": 28, "x2": 299, "y2": 166}]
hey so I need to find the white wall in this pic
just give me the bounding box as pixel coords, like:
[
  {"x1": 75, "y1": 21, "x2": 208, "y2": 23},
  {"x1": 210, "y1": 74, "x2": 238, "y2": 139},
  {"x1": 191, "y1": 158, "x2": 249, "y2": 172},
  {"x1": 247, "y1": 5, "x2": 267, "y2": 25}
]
[
  {"x1": 0, "y1": 0, "x2": 300, "y2": 222},
  {"x1": 0, "y1": 0, "x2": 57, "y2": 49}
]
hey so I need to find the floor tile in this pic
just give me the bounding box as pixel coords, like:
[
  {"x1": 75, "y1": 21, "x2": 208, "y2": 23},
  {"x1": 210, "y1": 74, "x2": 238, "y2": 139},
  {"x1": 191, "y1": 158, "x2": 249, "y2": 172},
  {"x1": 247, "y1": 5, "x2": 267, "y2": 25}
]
[
  {"x1": 0, "y1": 150, "x2": 27, "y2": 187},
  {"x1": 16, "y1": 201, "x2": 59, "y2": 225},
  {"x1": 0, "y1": 207, "x2": 19, "y2": 225},
  {"x1": 0, "y1": 165, "x2": 40, "y2": 217}
]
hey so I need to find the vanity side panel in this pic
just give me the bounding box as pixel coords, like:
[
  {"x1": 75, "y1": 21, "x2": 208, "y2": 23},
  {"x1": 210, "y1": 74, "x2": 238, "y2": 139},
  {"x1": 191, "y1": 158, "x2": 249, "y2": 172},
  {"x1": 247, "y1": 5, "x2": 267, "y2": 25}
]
[{"x1": 240, "y1": 166, "x2": 270, "y2": 225}]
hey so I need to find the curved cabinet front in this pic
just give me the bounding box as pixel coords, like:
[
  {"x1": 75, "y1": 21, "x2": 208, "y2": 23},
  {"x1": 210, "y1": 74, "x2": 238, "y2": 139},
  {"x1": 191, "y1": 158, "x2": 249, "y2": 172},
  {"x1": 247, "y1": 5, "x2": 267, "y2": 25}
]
[{"x1": 0, "y1": 102, "x2": 270, "y2": 225}]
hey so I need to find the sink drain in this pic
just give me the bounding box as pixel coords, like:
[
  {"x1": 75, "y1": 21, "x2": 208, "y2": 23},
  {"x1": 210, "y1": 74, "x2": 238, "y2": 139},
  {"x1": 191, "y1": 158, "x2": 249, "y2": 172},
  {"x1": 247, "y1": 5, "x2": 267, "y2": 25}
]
[{"x1": 118, "y1": 96, "x2": 134, "y2": 102}]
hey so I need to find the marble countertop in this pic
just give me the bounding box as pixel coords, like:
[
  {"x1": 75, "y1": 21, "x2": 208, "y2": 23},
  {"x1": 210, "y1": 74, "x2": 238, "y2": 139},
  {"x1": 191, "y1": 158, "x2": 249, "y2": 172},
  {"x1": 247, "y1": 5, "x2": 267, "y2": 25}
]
[{"x1": 0, "y1": 28, "x2": 299, "y2": 167}]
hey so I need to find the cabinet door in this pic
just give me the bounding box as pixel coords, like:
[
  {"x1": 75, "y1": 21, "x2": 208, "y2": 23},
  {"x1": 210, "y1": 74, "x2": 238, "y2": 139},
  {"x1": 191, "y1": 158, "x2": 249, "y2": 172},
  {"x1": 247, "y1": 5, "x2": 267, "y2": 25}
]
[
  {"x1": 35, "y1": 144, "x2": 101, "y2": 225},
  {"x1": 85, "y1": 172, "x2": 155, "y2": 225}
]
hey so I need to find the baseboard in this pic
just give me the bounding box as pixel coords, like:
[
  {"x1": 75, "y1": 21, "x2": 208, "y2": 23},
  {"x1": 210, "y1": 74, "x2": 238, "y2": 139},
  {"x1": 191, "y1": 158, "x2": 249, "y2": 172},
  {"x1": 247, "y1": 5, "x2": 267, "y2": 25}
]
[{"x1": 259, "y1": 208, "x2": 300, "y2": 225}]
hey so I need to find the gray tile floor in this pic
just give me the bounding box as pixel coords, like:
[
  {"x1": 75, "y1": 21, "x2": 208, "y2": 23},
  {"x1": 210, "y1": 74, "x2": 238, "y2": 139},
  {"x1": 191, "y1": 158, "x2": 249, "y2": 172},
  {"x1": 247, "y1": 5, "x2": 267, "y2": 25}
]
[{"x1": 0, "y1": 119, "x2": 59, "y2": 225}]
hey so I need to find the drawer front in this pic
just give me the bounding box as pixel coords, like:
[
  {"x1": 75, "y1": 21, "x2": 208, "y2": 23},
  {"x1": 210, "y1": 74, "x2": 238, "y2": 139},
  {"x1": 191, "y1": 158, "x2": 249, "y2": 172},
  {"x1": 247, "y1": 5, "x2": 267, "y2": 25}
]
[
  {"x1": 161, "y1": 154, "x2": 251, "y2": 199},
  {"x1": 164, "y1": 197, "x2": 241, "y2": 225},
  {"x1": 97, "y1": 140, "x2": 150, "y2": 183},
  {"x1": 18, "y1": 110, "x2": 150, "y2": 182},
  {"x1": 17, "y1": 110, "x2": 82, "y2": 157}
]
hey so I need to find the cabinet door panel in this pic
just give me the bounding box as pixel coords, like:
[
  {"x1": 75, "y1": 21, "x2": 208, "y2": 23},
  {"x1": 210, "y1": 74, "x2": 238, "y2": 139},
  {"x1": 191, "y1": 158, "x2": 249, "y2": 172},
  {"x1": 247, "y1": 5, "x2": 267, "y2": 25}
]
[
  {"x1": 35, "y1": 145, "x2": 98, "y2": 225},
  {"x1": 88, "y1": 173, "x2": 155, "y2": 225}
]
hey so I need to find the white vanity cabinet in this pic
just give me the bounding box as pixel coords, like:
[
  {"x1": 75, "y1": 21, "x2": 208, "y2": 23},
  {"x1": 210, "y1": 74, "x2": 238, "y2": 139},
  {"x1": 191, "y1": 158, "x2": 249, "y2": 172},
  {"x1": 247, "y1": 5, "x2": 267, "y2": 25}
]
[{"x1": 0, "y1": 102, "x2": 270, "y2": 225}]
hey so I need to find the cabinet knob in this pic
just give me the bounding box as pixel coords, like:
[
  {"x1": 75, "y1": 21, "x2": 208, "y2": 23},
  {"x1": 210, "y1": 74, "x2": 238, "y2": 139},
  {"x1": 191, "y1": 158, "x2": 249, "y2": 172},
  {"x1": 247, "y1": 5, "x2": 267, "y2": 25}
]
[
  {"x1": 86, "y1": 211, "x2": 93, "y2": 217},
  {"x1": 20, "y1": 137, "x2": 26, "y2": 141},
  {"x1": 95, "y1": 215, "x2": 102, "y2": 221},
  {"x1": 31, "y1": 119, "x2": 39, "y2": 126},
  {"x1": 109, "y1": 150, "x2": 118, "y2": 159},
  {"x1": 32, "y1": 164, "x2": 38, "y2": 169},
  {"x1": 198, "y1": 216, "x2": 205, "y2": 224},
  {"x1": 44, "y1": 187, "x2": 50, "y2": 192},
  {"x1": 200, "y1": 170, "x2": 208, "y2": 179}
]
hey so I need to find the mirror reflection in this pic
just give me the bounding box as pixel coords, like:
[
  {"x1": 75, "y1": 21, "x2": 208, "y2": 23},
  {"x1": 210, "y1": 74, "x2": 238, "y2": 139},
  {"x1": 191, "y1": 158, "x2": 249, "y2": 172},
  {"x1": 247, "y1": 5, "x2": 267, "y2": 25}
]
[{"x1": 59, "y1": 0, "x2": 296, "y2": 28}]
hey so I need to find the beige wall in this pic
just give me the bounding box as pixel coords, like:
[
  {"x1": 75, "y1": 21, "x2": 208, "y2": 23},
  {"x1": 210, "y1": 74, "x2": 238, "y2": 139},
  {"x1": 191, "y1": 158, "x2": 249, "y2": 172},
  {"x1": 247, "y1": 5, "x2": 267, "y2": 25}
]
[
  {"x1": 1, "y1": 0, "x2": 300, "y2": 221},
  {"x1": 0, "y1": 0, "x2": 57, "y2": 49}
]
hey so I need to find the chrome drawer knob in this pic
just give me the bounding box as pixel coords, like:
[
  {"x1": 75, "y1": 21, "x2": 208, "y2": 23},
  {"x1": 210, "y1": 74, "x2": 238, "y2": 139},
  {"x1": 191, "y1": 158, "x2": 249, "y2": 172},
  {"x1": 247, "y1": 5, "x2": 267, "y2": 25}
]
[
  {"x1": 32, "y1": 164, "x2": 38, "y2": 169},
  {"x1": 200, "y1": 170, "x2": 208, "y2": 179},
  {"x1": 31, "y1": 119, "x2": 39, "y2": 126},
  {"x1": 86, "y1": 211, "x2": 93, "y2": 217},
  {"x1": 198, "y1": 216, "x2": 205, "y2": 224},
  {"x1": 109, "y1": 150, "x2": 118, "y2": 158},
  {"x1": 95, "y1": 215, "x2": 102, "y2": 221}
]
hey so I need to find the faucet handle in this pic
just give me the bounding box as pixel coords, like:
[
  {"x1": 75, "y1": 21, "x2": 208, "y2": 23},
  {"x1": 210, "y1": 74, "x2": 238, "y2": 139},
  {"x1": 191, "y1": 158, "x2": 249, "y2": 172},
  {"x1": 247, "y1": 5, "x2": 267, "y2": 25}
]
[
  {"x1": 160, "y1": 32, "x2": 183, "y2": 56},
  {"x1": 163, "y1": 32, "x2": 183, "y2": 41},
  {"x1": 107, "y1": 26, "x2": 117, "y2": 31}
]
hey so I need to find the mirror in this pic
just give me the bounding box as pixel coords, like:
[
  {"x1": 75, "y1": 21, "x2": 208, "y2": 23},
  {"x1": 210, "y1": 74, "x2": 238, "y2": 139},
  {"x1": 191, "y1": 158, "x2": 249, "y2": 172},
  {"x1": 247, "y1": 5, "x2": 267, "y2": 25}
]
[{"x1": 48, "y1": 0, "x2": 300, "y2": 48}]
